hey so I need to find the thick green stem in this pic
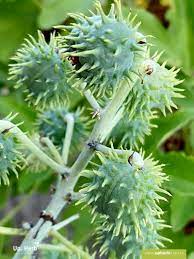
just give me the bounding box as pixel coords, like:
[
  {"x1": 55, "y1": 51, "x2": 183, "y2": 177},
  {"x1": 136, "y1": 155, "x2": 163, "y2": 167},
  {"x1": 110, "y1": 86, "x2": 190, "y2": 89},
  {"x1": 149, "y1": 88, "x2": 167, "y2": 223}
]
[
  {"x1": 62, "y1": 113, "x2": 75, "y2": 164},
  {"x1": 0, "y1": 120, "x2": 68, "y2": 174},
  {"x1": 13, "y1": 79, "x2": 136, "y2": 259}
]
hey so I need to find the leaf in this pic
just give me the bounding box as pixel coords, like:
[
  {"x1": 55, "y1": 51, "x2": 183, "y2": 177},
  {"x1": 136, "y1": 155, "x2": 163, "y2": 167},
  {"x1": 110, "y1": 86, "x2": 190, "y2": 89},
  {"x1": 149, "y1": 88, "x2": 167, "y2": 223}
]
[
  {"x1": 0, "y1": 185, "x2": 9, "y2": 208},
  {"x1": 166, "y1": 176, "x2": 194, "y2": 197},
  {"x1": 18, "y1": 171, "x2": 52, "y2": 193},
  {"x1": 0, "y1": 63, "x2": 8, "y2": 85},
  {"x1": 156, "y1": 152, "x2": 194, "y2": 184},
  {"x1": 0, "y1": 94, "x2": 36, "y2": 131},
  {"x1": 160, "y1": 201, "x2": 194, "y2": 252},
  {"x1": 144, "y1": 109, "x2": 194, "y2": 153},
  {"x1": 38, "y1": 0, "x2": 95, "y2": 29},
  {"x1": 171, "y1": 194, "x2": 194, "y2": 232},
  {"x1": 166, "y1": 0, "x2": 194, "y2": 74},
  {"x1": 0, "y1": 0, "x2": 39, "y2": 64}
]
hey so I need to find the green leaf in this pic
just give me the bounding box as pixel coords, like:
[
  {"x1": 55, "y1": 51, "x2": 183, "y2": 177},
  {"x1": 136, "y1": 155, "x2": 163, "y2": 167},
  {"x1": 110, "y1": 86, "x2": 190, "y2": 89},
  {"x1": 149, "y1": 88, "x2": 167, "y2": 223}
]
[
  {"x1": 0, "y1": 0, "x2": 39, "y2": 64},
  {"x1": 160, "y1": 202, "x2": 194, "y2": 252},
  {"x1": 0, "y1": 94, "x2": 36, "y2": 131},
  {"x1": 156, "y1": 152, "x2": 194, "y2": 184},
  {"x1": 166, "y1": 176, "x2": 194, "y2": 197},
  {"x1": 18, "y1": 171, "x2": 52, "y2": 193},
  {"x1": 144, "y1": 109, "x2": 194, "y2": 153},
  {"x1": 0, "y1": 185, "x2": 9, "y2": 208},
  {"x1": 38, "y1": 0, "x2": 95, "y2": 29},
  {"x1": 171, "y1": 194, "x2": 194, "y2": 232},
  {"x1": 0, "y1": 63, "x2": 8, "y2": 85},
  {"x1": 166, "y1": 0, "x2": 194, "y2": 74}
]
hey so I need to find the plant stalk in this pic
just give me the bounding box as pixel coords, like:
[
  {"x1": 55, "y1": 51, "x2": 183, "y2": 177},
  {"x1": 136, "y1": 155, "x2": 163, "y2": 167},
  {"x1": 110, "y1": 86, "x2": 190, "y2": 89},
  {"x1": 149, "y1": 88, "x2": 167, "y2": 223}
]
[
  {"x1": 13, "y1": 78, "x2": 136, "y2": 259},
  {"x1": 0, "y1": 120, "x2": 68, "y2": 174}
]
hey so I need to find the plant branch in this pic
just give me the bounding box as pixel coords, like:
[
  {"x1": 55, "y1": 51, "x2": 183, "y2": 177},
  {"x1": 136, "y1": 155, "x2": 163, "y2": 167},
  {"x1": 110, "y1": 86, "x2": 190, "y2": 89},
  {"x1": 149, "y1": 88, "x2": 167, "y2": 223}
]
[
  {"x1": 0, "y1": 120, "x2": 68, "y2": 174},
  {"x1": 50, "y1": 230, "x2": 91, "y2": 259},
  {"x1": 13, "y1": 78, "x2": 137, "y2": 259},
  {"x1": 40, "y1": 137, "x2": 63, "y2": 164},
  {"x1": 62, "y1": 113, "x2": 75, "y2": 164},
  {"x1": 89, "y1": 143, "x2": 134, "y2": 156},
  {"x1": 52, "y1": 214, "x2": 79, "y2": 231},
  {"x1": 0, "y1": 226, "x2": 26, "y2": 236},
  {"x1": 38, "y1": 243, "x2": 71, "y2": 253},
  {"x1": 84, "y1": 89, "x2": 101, "y2": 111}
]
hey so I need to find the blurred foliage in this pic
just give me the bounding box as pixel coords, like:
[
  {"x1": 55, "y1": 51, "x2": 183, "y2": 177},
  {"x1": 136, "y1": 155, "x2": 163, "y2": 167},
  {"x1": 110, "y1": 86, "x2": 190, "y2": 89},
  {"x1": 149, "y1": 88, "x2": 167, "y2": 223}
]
[{"x1": 1, "y1": 0, "x2": 194, "y2": 257}]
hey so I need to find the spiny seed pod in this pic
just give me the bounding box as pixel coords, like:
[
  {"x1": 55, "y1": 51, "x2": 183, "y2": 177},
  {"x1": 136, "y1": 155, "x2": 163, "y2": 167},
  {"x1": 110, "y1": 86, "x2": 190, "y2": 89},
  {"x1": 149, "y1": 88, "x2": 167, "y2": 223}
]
[
  {"x1": 0, "y1": 133, "x2": 21, "y2": 185},
  {"x1": 8, "y1": 31, "x2": 73, "y2": 108},
  {"x1": 117, "y1": 52, "x2": 183, "y2": 148},
  {"x1": 111, "y1": 110, "x2": 157, "y2": 149},
  {"x1": 37, "y1": 107, "x2": 90, "y2": 156},
  {"x1": 60, "y1": 0, "x2": 146, "y2": 96},
  {"x1": 138, "y1": 54, "x2": 184, "y2": 115},
  {"x1": 96, "y1": 217, "x2": 171, "y2": 259},
  {"x1": 79, "y1": 151, "x2": 171, "y2": 258}
]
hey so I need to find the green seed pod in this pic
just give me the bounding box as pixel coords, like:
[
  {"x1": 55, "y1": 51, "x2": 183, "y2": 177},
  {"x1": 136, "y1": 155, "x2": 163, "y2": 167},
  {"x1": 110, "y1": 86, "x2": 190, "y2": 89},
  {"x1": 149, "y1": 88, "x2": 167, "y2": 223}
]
[
  {"x1": 0, "y1": 133, "x2": 21, "y2": 185},
  {"x1": 116, "y1": 52, "x2": 183, "y2": 149},
  {"x1": 9, "y1": 31, "x2": 73, "y2": 108},
  {"x1": 138, "y1": 56, "x2": 184, "y2": 115},
  {"x1": 111, "y1": 110, "x2": 157, "y2": 149},
  {"x1": 37, "y1": 107, "x2": 90, "y2": 158},
  {"x1": 61, "y1": 0, "x2": 145, "y2": 96},
  {"x1": 96, "y1": 218, "x2": 170, "y2": 259},
  {"x1": 79, "y1": 152, "x2": 170, "y2": 258}
]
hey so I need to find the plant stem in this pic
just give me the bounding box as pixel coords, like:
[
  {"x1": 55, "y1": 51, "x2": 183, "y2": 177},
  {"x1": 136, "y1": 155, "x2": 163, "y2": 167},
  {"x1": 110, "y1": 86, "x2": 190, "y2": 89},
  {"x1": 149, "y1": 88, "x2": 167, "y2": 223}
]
[
  {"x1": 13, "y1": 78, "x2": 137, "y2": 259},
  {"x1": 38, "y1": 243, "x2": 71, "y2": 253},
  {"x1": 95, "y1": 143, "x2": 133, "y2": 156},
  {"x1": 0, "y1": 120, "x2": 68, "y2": 174},
  {"x1": 41, "y1": 137, "x2": 63, "y2": 164},
  {"x1": 0, "y1": 227, "x2": 26, "y2": 236},
  {"x1": 84, "y1": 89, "x2": 101, "y2": 111},
  {"x1": 62, "y1": 113, "x2": 75, "y2": 164},
  {"x1": 52, "y1": 214, "x2": 79, "y2": 231},
  {"x1": 50, "y1": 230, "x2": 91, "y2": 259}
]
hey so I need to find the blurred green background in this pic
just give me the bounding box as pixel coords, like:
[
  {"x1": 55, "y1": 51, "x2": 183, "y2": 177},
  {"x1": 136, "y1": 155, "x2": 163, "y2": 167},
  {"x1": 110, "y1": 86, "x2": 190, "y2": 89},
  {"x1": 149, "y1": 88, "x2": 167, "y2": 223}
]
[{"x1": 1, "y1": 0, "x2": 194, "y2": 258}]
